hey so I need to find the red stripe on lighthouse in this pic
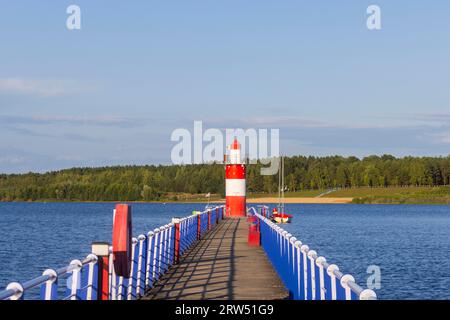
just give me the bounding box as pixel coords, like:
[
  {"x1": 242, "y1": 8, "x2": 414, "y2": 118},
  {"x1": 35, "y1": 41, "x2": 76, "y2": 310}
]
[
  {"x1": 226, "y1": 164, "x2": 245, "y2": 179},
  {"x1": 226, "y1": 196, "x2": 246, "y2": 217}
]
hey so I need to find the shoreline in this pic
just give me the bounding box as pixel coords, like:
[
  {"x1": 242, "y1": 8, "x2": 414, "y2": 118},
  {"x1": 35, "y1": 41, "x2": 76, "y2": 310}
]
[
  {"x1": 2, "y1": 197, "x2": 450, "y2": 205},
  {"x1": 247, "y1": 197, "x2": 354, "y2": 204},
  {"x1": 0, "y1": 198, "x2": 353, "y2": 204}
]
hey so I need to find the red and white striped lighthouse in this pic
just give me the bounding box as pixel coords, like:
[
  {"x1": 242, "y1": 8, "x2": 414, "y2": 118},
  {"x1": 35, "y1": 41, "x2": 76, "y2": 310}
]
[{"x1": 225, "y1": 138, "x2": 246, "y2": 217}]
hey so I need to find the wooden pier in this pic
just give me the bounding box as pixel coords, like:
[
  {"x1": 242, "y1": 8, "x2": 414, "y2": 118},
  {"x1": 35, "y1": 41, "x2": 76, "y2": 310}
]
[{"x1": 143, "y1": 218, "x2": 288, "y2": 300}]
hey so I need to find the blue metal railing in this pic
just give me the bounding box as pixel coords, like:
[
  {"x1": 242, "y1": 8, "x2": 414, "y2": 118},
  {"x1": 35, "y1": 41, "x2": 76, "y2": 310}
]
[
  {"x1": 0, "y1": 205, "x2": 225, "y2": 300},
  {"x1": 251, "y1": 206, "x2": 377, "y2": 300}
]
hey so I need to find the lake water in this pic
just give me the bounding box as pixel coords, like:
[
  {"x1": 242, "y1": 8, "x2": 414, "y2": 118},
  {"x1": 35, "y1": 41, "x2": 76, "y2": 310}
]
[{"x1": 0, "y1": 202, "x2": 449, "y2": 300}]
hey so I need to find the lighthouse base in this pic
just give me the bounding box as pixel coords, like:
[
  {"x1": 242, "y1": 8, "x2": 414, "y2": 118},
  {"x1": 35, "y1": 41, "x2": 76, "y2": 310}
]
[{"x1": 226, "y1": 196, "x2": 246, "y2": 217}]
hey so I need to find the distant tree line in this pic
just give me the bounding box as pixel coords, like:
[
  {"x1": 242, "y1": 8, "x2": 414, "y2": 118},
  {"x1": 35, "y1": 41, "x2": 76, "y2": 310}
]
[{"x1": 1, "y1": 154, "x2": 450, "y2": 201}]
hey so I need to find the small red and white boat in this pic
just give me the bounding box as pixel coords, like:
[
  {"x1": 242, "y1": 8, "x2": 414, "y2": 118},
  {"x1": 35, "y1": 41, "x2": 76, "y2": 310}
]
[
  {"x1": 270, "y1": 208, "x2": 293, "y2": 224},
  {"x1": 270, "y1": 156, "x2": 294, "y2": 224}
]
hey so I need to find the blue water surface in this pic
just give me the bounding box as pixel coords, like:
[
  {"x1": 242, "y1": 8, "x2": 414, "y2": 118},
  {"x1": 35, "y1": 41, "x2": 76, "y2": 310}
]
[{"x1": 0, "y1": 202, "x2": 449, "y2": 300}]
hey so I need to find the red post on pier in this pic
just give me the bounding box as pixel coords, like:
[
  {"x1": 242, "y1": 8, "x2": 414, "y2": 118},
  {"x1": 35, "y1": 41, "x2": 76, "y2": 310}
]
[
  {"x1": 248, "y1": 217, "x2": 261, "y2": 246},
  {"x1": 197, "y1": 214, "x2": 201, "y2": 240},
  {"x1": 92, "y1": 242, "x2": 110, "y2": 300},
  {"x1": 215, "y1": 207, "x2": 219, "y2": 225},
  {"x1": 172, "y1": 218, "x2": 181, "y2": 264},
  {"x1": 207, "y1": 210, "x2": 211, "y2": 230}
]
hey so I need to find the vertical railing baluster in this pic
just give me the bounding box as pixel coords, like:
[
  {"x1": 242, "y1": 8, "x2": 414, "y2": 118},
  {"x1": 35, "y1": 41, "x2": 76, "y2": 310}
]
[
  {"x1": 307, "y1": 250, "x2": 317, "y2": 300},
  {"x1": 289, "y1": 236, "x2": 297, "y2": 298},
  {"x1": 326, "y1": 264, "x2": 339, "y2": 300},
  {"x1": 117, "y1": 276, "x2": 124, "y2": 300},
  {"x1": 158, "y1": 227, "x2": 163, "y2": 277},
  {"x1": 145, "y1": 231, "x2": 154, "y2": 289},
  {"x1": 294, "y1": 241, "x2": 303, "y2": 299},
  {"x1": 68, "y1": 259, "x2": 82, "y2": 300},
  {"x1": 136, "y1": 235, "x2": 147, "y2": 297},
  {"x1": 166, "y1": 223, "x2": 173, "y2": 266},
  {"x1": 152, "y1": 228, "x2": 159, "y2": 282},
  {"x1": 109, "y1": 249, "x2": 116, "y2": 300},
  {"x1": 316, "y1": 257, "x2": 327, "y2": 300},
  {"x1": 340, "y1": 274, "x2": 356, "y2": 300},
  {"x1": 300, "y1": 245, "x2": 309, "y2": 299},
  {"x1": 166, "y1": 225, "x2": 170, "y2": 267},
  {"x1": 86, "y1": 254, "x2": 98, "y2": 300},
  {"x1": 160, "y1": 227, "x2": 166, "y2": 271},
  {"x1": 40, "y1": 269, "x2": 58, "y2": 300},
  {"x1": 127, "y1": 237, "x2": 138, "y2": 300}
]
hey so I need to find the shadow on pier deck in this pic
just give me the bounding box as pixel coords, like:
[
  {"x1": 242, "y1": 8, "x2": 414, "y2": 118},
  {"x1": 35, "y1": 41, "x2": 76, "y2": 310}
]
[{"x1": 143, "y1": 218, "x2": 288, "y2": 300}]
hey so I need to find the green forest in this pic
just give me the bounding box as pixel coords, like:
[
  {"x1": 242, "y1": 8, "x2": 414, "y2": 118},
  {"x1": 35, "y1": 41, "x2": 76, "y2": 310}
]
[{"x1": 1, "y1": 155, "x2": 450, "y2": 202}]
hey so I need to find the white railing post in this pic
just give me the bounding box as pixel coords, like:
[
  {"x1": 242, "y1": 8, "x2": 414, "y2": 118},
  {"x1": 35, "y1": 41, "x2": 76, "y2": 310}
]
[
  {"x1": 69, "y1": 259, "x2": 82, "y2": 300},
  {"x1": 136, "y1": 234, "x2": 146, "y2": 297},
  {"x1": 145, "y1": 231, "x2": 154, "y2": 289},
  {"x1": 117, "y1": 276, "x2": 124, "y2": 300},
  {"x1": 340, "y1": 274, "x2": 356, "y2": 300},
  {"x1": 109, "y1": 247, "x2": 116, "y2": 300},
  {"x1": 300, "y1": 245, "x2": 309, "y2": 299},
  {"x1": 294, "y1": 240, "x2": 302, "y2": 299},
  {"x1": 166, "y1": 224, "x2": 171, "y2": 266},
  {"x1": 163, "y1": 225, "x2": 169, "y2": 270},
  {"x1": 326, "y1": 264, "x2": 340, "y2": 300},
  {"x1": 289, "y1": 237, "x2": 297, "y2": 276},
  {"x1": 85, "y1": 254, "x2": 98, "y2": 300},
  {"x1": 152, "y1": 228, "x2": 160, "y2": 281},
  {"x1": 158, "y1": 227, "x2": 164, "y2": 276},
  {"x1": 315, "y1": 256, "x2": 327, "y2": 300},
  {"x1": 307, "y1": 250, "x2": 317, "y2": 300},
  {"x1": 285, "y1": 233, "x2": 292, "y2": 265},
  {"x1": 41, "y1": 269, "x2": 58, "y2": 300},
  {"x1": 127, "y1": 237, "x2": 138, "y2": 300}
]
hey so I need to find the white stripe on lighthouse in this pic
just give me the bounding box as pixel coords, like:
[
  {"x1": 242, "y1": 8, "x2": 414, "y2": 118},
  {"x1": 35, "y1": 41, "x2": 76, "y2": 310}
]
[{"x1": 225, "y1": 179, "x2": 246, "y2": 196}]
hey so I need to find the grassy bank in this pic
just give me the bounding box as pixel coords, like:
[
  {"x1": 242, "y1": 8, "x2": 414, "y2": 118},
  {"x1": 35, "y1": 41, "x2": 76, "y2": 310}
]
[
  {"x1": 249, "y1": 186, "x2": 450, "y2": 204},
  {"x1": 347, "y1": 186, "x2": 450, "y2": 204},
  {"x1": 249, "y1": 190, "x2": 324, "y2": 198}
]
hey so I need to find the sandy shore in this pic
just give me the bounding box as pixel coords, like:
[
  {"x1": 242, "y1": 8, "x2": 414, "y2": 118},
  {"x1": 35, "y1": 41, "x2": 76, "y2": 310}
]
[{"x1": 246, "y1": 197, "x2": 354, "y2": 204}]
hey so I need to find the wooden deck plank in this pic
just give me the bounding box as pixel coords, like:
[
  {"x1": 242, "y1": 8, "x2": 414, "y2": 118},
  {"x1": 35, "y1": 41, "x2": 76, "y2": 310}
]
[{"x1": 143, "y1": 218, "x2": 288, "y2": 300}]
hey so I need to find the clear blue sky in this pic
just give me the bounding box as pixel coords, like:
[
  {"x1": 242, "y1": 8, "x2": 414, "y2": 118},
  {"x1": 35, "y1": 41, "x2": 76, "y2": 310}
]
[{"x1": 1, "y1": 1, "x2": 449, "y2": 173}]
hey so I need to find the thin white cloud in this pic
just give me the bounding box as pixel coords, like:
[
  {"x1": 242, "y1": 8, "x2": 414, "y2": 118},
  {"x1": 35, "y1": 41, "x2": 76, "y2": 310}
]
[
  {"x1": 0, "y1": 156, "x2": 26, "y2": 165},
  {"x1": 424, "y1": 132, "x2": 450, "y2": 144},
  {"x1": 0, "y1": 78, "x2": 85, "y2": 97},
  {"x1": 203, "y1": 116, "x2": 423, "y2": 130},
  {"x1": 384, "y1": 113, "x2": 450, "y2": 126},
  {"x1": 0, "y1": 115, "x2": 146, "y2": 128},
  {"x1": 204, "y1": 116, "x2": 330, "y2": 129}
]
